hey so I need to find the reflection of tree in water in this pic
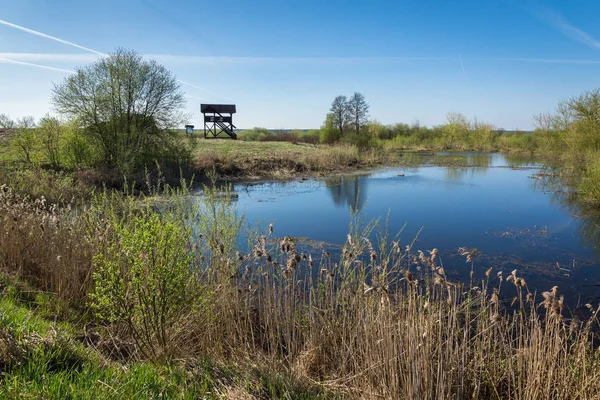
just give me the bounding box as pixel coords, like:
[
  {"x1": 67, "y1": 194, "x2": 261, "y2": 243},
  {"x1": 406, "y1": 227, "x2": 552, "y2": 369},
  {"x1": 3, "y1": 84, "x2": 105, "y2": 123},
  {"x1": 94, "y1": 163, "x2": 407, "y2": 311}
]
[
  {"x1": 532, "y1": 170, "x2": 600, "y2": 252},
  {"x1": 324, "y1": 175, "x2": 368, "y2": 212},
  {"x1": 445, "y1": 154, "x2": 493, "y2": 181}
]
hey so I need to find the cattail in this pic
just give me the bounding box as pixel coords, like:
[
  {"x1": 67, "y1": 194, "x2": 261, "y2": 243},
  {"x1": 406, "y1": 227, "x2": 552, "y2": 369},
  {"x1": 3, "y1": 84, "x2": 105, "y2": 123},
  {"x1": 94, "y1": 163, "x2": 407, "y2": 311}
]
[
  {"x1": 287, "y1": 258, "x2": 297, "y2": 269},
  {"x1": 429, "y1": 248, "x2": 438, "y2": 262},
  {"x1": 269, "y1": 223, "x2": 273, "y2": 235},
  {"x1": 491, "y1": 290, "x2": 499, "y2": 304}
]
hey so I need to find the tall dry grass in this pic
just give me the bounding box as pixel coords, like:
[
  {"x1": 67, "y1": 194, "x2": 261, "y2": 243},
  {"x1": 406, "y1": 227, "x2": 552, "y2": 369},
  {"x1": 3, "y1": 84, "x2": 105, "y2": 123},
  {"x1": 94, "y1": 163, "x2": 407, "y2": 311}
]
[{"x1": 1, "y1": 181, "x2": 600, "y2": 398}]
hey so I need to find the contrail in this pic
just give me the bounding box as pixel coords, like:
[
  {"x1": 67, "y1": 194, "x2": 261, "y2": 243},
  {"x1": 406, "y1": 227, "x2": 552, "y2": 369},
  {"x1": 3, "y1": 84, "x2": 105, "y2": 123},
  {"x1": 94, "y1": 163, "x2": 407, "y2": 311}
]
[
  {"x1": 458, "y1": 54, "x2": 468, "y2": 82},
  {"x1": 177, "y1": 79, "x2": 235, "y2": 102},
  {"x1": 0, "y1": 19, "x2": 234, "y2": 102},
  {"x1": 0, "y1": 19, "x2": 105, "y2": 56},
  {"x1": 0, "y1": 56, "x2": 75, "y2": 74}
]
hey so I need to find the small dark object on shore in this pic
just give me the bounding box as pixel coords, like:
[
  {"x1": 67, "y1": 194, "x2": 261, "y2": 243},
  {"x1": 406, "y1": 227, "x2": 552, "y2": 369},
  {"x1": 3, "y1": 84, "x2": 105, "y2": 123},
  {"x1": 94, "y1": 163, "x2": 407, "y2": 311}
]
[{"x1": 397, "y1": 173, "x2": 405, "y2": 177}]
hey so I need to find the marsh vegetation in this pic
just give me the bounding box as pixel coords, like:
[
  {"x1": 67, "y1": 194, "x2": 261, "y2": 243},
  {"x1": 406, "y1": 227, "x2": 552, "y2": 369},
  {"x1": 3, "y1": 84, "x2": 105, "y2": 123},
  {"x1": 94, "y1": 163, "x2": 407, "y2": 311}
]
[{"x1": 2, "y1": 49, "x2": 600, "y2": 398}]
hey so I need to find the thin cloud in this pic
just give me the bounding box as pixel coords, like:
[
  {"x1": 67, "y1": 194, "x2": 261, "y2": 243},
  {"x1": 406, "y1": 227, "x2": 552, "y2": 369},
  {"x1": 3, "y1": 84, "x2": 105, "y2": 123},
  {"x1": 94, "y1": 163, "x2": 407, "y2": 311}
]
[
  {"x1": 0, "y1": 19, "x2": 106, "y2": 55},
  {"x1": 473, "y1": 57, "x2": 600, "y2": 64},
  {"x1": 177, "y1": 80, "x2": 235, "y2": 102},
  {"x1": 0, "y1": 56, "x2": 75, "y2": 74},
  {"x1": 0, "y1": 53, "x2": 99, "y2": 63},
  {"x1": 0, "y1": 20, "x2": 232, "y2": 101},
  {"x1": 532, "y1": 6, "x2": 600, "y2": 52}
]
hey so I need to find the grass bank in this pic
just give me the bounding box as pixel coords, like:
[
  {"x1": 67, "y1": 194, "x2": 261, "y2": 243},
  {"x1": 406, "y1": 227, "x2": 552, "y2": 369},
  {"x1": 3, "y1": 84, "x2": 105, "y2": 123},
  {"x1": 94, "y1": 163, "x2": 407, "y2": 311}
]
[{"x1": 193, "y1": 140, "x2": 395, "y2": 180}]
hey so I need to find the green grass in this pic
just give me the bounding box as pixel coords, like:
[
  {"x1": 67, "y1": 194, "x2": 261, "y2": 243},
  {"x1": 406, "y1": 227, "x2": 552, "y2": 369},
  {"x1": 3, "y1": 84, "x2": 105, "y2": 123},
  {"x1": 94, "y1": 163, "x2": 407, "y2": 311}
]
[{"x1": 0, "y1": 276, "x2": 329, "y2": 399}]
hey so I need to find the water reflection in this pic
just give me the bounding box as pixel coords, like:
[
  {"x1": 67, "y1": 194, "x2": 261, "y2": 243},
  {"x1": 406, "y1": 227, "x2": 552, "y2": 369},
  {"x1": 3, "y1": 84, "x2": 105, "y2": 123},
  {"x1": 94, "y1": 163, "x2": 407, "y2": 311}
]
[
  {"x1": 323, "y1": 175, "x2": 368, "y2": 212},
  {"x1": 203, "y1": 151, "x2": 600, "y2": 304},
  {"x1": 532, "y1": 171, "x2": 600, "y2": 252}
]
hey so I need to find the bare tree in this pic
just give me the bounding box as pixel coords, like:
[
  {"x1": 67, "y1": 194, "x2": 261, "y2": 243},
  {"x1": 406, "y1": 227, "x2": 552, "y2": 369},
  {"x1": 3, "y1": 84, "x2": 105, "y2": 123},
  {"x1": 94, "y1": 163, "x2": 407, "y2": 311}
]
[
  {"x1": 52, "y1": 48, "x2": 186, "y2": 176},
  {"x1": 329, "y1": 95, "x2": 351, "y2": 137},
  {"x1": 348, "y1": 92, "x2": 369, "y2": 135},
  {"x1": 0, "y1": 113, "x2": 15, "y2": 129}
]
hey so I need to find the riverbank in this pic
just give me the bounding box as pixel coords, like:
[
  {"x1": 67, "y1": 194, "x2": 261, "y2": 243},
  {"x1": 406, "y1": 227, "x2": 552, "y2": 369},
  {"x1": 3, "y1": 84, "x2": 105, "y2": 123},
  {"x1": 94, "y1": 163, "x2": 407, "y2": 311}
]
[
  {"x1": 2, "y1": 181, "x2": 600, "y2": 399},
  {"x1": 193, "y1": 140, "x2": 397, "y2": 180}
]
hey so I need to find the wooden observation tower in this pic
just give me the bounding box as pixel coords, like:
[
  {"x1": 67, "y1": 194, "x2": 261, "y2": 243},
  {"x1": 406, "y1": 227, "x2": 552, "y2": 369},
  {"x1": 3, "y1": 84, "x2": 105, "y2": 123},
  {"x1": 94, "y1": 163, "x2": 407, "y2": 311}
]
[{"x1": 201, "y1": 104, "x2": 237, "y2": 139}]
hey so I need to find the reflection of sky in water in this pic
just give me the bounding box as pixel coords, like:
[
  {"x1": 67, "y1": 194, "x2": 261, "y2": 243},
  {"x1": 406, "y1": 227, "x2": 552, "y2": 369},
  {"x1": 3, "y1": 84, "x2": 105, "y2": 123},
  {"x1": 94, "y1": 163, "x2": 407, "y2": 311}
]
[{"x1": 205, "y1": 153, "x2": 600, "y2": 303}]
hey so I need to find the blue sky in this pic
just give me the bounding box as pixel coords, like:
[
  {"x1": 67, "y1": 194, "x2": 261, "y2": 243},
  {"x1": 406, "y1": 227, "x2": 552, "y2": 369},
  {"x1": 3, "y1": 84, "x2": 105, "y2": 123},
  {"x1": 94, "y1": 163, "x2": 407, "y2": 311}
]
[{"x1": 1, "y1": 0, "x2": 600, "y2": 130}]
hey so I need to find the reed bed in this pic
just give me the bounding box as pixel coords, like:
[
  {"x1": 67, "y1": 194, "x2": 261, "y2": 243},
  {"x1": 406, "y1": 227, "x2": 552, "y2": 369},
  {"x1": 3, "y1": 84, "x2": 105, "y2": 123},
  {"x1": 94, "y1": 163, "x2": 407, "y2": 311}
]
[{"x1": 1, "y1": 182, "x2": 600, "y2": 399}]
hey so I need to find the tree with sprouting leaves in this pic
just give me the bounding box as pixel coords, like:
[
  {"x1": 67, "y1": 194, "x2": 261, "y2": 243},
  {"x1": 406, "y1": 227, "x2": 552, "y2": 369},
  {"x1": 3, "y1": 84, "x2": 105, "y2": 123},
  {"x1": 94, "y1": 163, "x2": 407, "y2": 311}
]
[
  {"x1": 348, "y1": 92, "x2": 370, "y2": 135},
  {"x1": 329, "y1": 95, "x2": 351, "y2": 137},
  {"x1": 52, "y1": 48, "x2": 187, "y2": 177}
]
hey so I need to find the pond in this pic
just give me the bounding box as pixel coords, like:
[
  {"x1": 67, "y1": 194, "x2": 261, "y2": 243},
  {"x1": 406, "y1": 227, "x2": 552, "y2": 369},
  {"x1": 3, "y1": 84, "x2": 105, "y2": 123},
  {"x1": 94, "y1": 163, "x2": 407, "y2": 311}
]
[{"x1": 210, "y1": 152, "x2": 600, "y2": 306}]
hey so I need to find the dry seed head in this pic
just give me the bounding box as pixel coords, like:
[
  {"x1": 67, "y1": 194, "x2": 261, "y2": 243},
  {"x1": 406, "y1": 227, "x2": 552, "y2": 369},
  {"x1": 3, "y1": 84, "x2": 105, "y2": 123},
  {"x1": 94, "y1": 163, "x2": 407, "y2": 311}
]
[
  {"x1": 515, "y1": 277, "x2": 525, "y2": 288},
  {"x1": 526, "y1": 293, "x2": 533, "y2": 303},
  {"x1": 269, "y1": 223, "x2": 273, "y2": 235},
  {"x1": 490, "y1": 313, "x2": 502, "y2": 323},
  {"x1": 236, "y1": 251, "x2": 243, "y2": 261},
  {"x1": 511, "y1": 269, "x2": 517, "y2": 277},
  {"x1": 266, "y1": 252, "x2": 272, "y2": 263},
  {"x1": 308, "y1": 254, "x2": 314, "y2": 268},
  {"x1": 552, "y1": 286, "x2": 559, "y2": 297},
  {"x1": 429, "y1": 248, "x2": 438, "y2": 261},
  {"x1": 287, "y1": 258, "x2": 297, "y2": 269},
  {"x1": 585, "y1": 303, "x2": 593, "y2": 310},
  {"x1": 370, "y1": 251, "x2": 377, "y2": 262},
  {"x1": 434, "y1": 275, "x2": 444, "y2": 286},
  {"x1": 491, "y1": 290, "x2": 499, "y2": 304},
  {"x1": 254, "y1": 248, "x2": 263, "y2": 258},
  {"x1": 485, "y1": 267, "x2": 492, "y2": 278},
  {"x1": 347, "y1": 234, "x2": 353, "y2": 246}
]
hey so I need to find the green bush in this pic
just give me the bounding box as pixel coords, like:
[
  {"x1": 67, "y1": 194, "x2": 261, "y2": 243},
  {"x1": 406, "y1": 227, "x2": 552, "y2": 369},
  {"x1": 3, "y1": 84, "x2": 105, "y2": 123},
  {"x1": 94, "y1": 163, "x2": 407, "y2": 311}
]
[{"x1": 90, "y1": 211, "x2": 200, "y2": 360}]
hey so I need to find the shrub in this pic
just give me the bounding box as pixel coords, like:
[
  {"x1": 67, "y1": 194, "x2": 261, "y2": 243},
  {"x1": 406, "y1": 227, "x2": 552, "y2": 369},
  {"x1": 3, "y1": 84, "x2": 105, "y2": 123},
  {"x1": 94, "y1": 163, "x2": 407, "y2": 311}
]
[{"x1": 90, "y1": 210, "x2": 201, "y2": 360}]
